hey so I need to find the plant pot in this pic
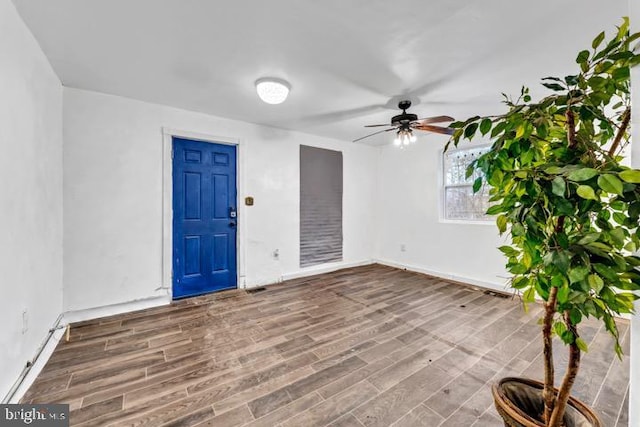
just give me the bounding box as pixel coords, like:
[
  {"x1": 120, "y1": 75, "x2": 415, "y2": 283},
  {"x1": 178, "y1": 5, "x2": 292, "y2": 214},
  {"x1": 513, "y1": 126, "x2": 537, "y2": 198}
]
[{"x1": 492, "y1": 377, "x2": 602, "y2": 427}]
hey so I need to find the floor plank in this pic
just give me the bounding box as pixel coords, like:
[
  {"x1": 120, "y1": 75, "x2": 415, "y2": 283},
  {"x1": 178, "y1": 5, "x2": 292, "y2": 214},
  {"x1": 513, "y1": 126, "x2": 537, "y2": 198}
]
[{"x1": 22, "y1": 264, "x2": 629, "y2": 426}]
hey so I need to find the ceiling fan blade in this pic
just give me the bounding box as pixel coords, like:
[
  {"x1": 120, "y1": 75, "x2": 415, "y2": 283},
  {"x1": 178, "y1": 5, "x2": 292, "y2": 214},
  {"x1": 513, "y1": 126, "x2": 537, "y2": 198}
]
[
  {"x1": 353, "y1": 127, "x2": 397, "y2": 143},
  {"x1": 413, "y1": 124, "x2": 455, "y2": 136},
  {"x1": 412, "y1": 115, "x2": 455, "y2": 125},
  {"x1": 364, "y1": 124, "x2": 392, "y2": 128}
]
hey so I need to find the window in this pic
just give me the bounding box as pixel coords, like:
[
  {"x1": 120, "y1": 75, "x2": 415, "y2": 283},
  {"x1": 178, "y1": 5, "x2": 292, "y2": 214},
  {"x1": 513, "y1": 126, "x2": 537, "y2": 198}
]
[
  {"x1": 300, "y1": 145, "x2": 343, "y2": 267},
  {"x1": 443, "y1": 146, "x2": 491, "y2": 221}
]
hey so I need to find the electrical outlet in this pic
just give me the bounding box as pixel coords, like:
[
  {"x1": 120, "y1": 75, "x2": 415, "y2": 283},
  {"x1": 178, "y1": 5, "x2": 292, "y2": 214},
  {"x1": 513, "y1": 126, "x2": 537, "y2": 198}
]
[
  {"x1": 400, "y1": 244, "x2": 406, "y2": 252},
  {"x1": 22, "y1": 310, "x2": 28, "y2": 334}
]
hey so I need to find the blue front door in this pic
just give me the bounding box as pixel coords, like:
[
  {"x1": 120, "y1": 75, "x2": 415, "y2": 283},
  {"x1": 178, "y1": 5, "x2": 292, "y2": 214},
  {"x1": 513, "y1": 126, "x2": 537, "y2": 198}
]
[{"x1": 172, "y1": 137, "x2": 237, "y2": 299}]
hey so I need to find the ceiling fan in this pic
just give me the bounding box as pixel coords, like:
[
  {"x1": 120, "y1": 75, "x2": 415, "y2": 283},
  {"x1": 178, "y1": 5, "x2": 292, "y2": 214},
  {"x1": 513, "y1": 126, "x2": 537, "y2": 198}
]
[{"x1": 353, "y1": 100, "x2": 454, "y2": 145}]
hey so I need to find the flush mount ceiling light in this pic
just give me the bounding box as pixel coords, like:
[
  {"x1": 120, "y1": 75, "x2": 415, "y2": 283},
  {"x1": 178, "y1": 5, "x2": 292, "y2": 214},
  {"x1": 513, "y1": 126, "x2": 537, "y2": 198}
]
[{"x1": 255, "y1": 78, "x2": 291, "y2": 104}]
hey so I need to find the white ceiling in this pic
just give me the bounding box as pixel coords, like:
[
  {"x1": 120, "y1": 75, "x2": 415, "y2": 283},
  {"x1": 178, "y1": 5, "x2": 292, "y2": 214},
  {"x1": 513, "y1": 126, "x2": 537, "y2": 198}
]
[{"x1": 13, "y1": 0, "x2": 629, "y2": 145}]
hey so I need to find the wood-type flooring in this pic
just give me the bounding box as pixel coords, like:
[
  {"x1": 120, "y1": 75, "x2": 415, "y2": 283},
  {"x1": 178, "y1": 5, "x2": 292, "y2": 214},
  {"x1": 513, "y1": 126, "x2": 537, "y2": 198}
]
[{"x1": 22, "y1": 264, "x2": 630, "y2": 426}]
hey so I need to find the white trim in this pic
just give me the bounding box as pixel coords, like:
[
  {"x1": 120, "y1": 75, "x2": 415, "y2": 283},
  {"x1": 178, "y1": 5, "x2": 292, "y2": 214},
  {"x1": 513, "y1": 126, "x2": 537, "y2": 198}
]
[
  {"x1": 374, "y1": 258, "x2": 509, "y2": 293},
  {"x1": 439, "y1": 144, "x2": 493, "y2": 224},
  {"x1": 7, "y1": 331, "x2": 64, "y2": 404},
  {"x1": 281, "y1": 259, "x2": 374, "y2": 281},
  {"x1": 62, "y1": 296, "x2": 171, "y2": 324},
  {"x1": 161, "y1": 128, "x2": 246, "y2": 297},
  {"x1": 4, "y1": 316, "x2": 65, "y2": 404},
  {"x1": 439, "y1": 219, "x2": 495, "y2": 226},
  {"x1": 6, "y1": 295, "x2": 171, "y2": 403}
]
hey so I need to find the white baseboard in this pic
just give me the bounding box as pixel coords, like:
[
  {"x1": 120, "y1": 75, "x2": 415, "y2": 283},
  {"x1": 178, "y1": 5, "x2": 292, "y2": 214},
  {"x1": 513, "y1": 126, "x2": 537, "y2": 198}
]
[
  {"x1": 62, "y1": 295, "x2": 172, "y2": 324},
  {"x1": 374, "y1": 258, "x2": 509, "y2": 293},
  {"x1": 7, "y1": 318, "x2": 65, "y2": 404},
  {"x1": 281, "y1": 259, "x2": 374, "y2": 282},
  {"x1": 7, "y1": 295, "x2": 172, "y2": 403}
]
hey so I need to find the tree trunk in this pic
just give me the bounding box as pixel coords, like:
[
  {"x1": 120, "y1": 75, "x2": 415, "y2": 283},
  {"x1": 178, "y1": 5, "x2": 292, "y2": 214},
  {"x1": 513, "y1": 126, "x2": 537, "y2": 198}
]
[
  {"x1": 542, "y1": 214, "x2": 566, "y2": 424},
  {"x1": 542, "y1": 287, "x2": 558, "y2": 424},
  {"x1": 608, "y1": 107, "x2": 631, "y2": 157},
  {"x1": 548, "y1": 311, "x2": 581, "y2": 427}
]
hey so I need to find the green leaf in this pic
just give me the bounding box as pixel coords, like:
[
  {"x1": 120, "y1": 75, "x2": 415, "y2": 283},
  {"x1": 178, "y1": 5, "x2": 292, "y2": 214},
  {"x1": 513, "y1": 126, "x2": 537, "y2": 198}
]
[
  {"x1": 472, "y1": 177, "x2": 483, "y2": 193},
  {"x1": 577, "y1": 185, "x2": 598, "y2": 200},
  {"x1": 576, "y1": 49, "x2": 590, "y2": 64},
  {"x1": 535, "y1": 280, "x2": 549, "y2": 300},
  {"x1": 564, "y1": 75, "x2": 579, "y2": 86},
  {"x1": 552, "y1": 177, "x2": 566, "y2": 197},
  {"x1": 619, "y1": 169, "x2": 640, "y2": 183},
  {"x1": 556, "y1": 232, "x2": 569, "y2": 249},
  {"x1": 552, "y1": 251, "x2": 570, "y2": 271},
  {"x1": 617, "y1": 17, "x2": 630, "y2": 40},
  {"x1": 578, "y1": 233, "x2": 600, "y2": 245},
  {"x1": 486, "y1": 205, "x2": 504, "y2": 215},
  {"x1": 545, "y1": 166, "x2": 564, "y2": 175},
  {"x1": 597, "y1": 174, "x2": 623, "y2": 195},
  {"x1": 592, "y1": 31, "x2": 605, "y2": 49},
  {"x1": 523, "y1": 287, "x2": 536, "y2": 303},
  {"x1": 561, "y1": 330, "x2": 575, "y2": 345},
  {"x1": 569, "y1": 308, "x2": 582, "y2": 325},
  {"x1": 612, "y1": 66, "x2": 630, "y2": 81},
  {"x1": 537, "y1": 123, "x2": 548, "y2": 139},
  {"x1": 490, "y1": 121, "x2": 506, "y2": 138},
  {"x1": 465, "y1": 165, "x2": 475, "y2": 179},
  {"x1": 479, "y1": 118, "x2": 492, "y2": 136},
  {"x1": 575, "y1": 337, "x2": 589, "y2": 352},
  {"x1": 464, "y1": 122, "x2": 478, "y2": 139},
  {"x1": 551, "y1": 274, "x2": 565, "y2": 287},
  {"x1": 613, "y1": 212, "x2": 627, "y2": 225},
  {"x1": 588, "y1": 76, "x2": 607, "y2": 89},
  {"x1": 542, "y1": 82, "x2": 565, "y2": 92},
  {"x1": 553, "y1": 321, "x2": 567, "y2": 337},
  {"x1": 498, "y1": 245, "x2": 519, "y2": 257},
  {"x1": 512, "y1": 277, "x2": 530, "y2": 289},
  {"x1": 569, "y1": 266, "x2": 589, "y2": 284},
  {"x1": 557, "y1": 285, "x2": 570, "y2": 303},
  {"x1": 496, "y1": 215, "x2": 508, "y2": 234},
  {"x1": 510, "y1": 264, "x2": 528, "y2": 274},
  {"x1": 567, "y1": 168, "x2": 598, "y2": 182},
  {"x1": 589, "y1": 273, "x2": 607, "y2": 291},
  {"x1": 512, "y1": 223, "x2": 525, "y2": 236},
  {"x1": 609, "y1": 228, "x2": 626, "y2": 247}
]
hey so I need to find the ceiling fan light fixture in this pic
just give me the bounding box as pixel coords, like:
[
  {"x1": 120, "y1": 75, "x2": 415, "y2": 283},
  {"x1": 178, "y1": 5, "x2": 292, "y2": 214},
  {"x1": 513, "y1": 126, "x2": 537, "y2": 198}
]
[
  {"x1": 394, "y1": 129, "x2": 415, "y2": 147},
  {"x1": 255, "y1": 78, "x2": 290, "y2": 104}
]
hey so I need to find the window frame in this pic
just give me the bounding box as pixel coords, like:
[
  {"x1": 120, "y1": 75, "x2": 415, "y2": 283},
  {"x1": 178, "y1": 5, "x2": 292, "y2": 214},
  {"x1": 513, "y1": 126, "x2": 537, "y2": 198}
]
[{"x1": 439, "y1": 144, "x2": 494, "y2": 225}]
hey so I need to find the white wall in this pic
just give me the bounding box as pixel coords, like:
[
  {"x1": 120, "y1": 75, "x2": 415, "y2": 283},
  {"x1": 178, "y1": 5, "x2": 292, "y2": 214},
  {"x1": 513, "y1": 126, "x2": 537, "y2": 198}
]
[
  {"x1": 62, "y1": 88, "x2": 378, "y2": 311},
  {"x1": 0, "y1": 0, "x2": 63, "y2": 400},
  {"x1": 629, "y1": 0, "x2": 639, "y2": 422},
  {"x1": 374, "y1": 137, "x2": 508, "y2": 290}
]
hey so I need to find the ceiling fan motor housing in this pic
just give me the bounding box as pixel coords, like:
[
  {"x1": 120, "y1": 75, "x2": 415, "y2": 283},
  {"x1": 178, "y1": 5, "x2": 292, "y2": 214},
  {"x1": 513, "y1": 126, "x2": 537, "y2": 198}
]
[
  {"x1": 391, "y1": 112, "x2": 418, "y2": 126},
  {"x1": 391, "y1": 100, "x2": 417, "y2": 126}
]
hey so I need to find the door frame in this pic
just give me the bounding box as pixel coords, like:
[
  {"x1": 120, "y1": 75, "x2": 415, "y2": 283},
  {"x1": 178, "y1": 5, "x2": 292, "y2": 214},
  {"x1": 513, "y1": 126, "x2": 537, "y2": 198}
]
[{"x1": 162, "y1": 128, "x2": 246, "y2": 297}]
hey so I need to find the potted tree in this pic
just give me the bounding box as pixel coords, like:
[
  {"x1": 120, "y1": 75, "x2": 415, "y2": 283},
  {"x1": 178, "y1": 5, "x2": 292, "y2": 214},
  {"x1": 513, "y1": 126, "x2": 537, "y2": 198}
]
[{"x1": 447, "y1": 19, "x2": 640, "y2": 427}]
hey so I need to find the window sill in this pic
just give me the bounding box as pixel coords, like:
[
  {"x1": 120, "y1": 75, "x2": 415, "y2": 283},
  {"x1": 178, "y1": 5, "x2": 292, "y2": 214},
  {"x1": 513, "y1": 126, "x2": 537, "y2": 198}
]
[{"x1": 439, "y1": 218, "x2": 495, "y2": 226}]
